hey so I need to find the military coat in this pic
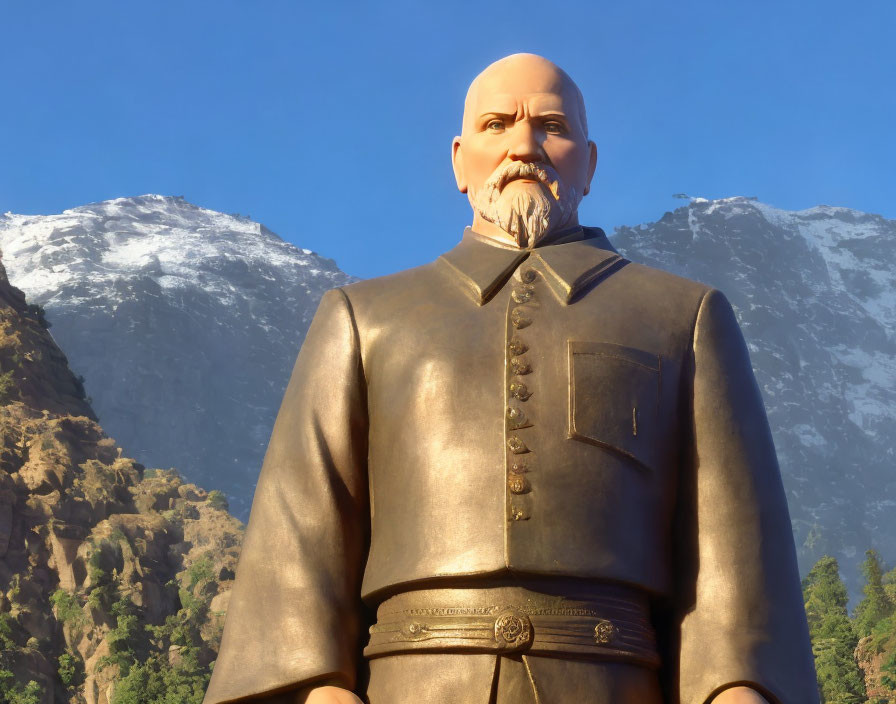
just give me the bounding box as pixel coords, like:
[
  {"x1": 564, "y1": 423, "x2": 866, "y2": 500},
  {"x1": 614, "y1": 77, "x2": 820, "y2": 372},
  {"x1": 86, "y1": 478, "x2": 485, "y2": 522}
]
[{"x1": 204, "y1": 227, "x2": 817, "y2": 704}]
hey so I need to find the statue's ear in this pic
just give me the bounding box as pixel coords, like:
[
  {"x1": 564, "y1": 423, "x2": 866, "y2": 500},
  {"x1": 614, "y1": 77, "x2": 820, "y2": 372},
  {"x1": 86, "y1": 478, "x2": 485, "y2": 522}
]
[
  {"x1": 583, "y1": 140, "x2": 598, "y2": 196},
  {"x1": 452, "y1": 136, "x2": 467, "y2": 193}
]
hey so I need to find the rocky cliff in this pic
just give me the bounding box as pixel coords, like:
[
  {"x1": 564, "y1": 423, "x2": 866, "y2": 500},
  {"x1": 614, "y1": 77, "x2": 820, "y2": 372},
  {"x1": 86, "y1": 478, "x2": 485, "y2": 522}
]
[
  {"x1": 0, "y1": 259, "x2": 243, "y2": 703},
  {"x1": 857, "y1": 635, "x2": 896, "y2": 703}
]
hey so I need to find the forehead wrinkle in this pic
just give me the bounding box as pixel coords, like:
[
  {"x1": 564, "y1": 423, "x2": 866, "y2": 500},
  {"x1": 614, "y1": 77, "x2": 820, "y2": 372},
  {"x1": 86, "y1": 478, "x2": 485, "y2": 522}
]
[
  {"x1": 461, "y1": 57, "x2": 589, "y2": 137},
  {"x1": 525, "y1": 93, "x2": 569, "y2": 114},
  {"x1": 475, "y1": 94, "x2": 519, "y2": 117}
]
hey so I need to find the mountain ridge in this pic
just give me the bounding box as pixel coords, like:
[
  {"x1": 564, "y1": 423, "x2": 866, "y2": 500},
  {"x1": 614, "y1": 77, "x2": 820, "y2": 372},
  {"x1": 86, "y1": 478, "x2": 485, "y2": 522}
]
[
  {"x1": 612, "y1": 196, "x2": 895, "y2": 594},
  {"x1": 1, "y1": 193, "x2": 893, "y2": 597},
  {"x1": 0, "y1": 195, "x2": 355, "y2": 516}
]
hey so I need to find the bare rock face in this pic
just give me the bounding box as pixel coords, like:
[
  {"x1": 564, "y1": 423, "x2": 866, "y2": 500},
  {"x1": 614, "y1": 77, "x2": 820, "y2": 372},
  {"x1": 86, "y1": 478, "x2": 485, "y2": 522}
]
[
  {"x1": 0, "y1": 259, "x2": 244, "y2": 702},
  {"x1": 856, "y1": 635, "x2": 896, "y2": 702}
]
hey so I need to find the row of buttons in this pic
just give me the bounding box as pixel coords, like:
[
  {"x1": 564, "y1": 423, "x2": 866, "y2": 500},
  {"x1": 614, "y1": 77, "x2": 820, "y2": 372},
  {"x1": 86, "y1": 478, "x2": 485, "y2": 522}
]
[{"x1": 506, "y1": 267, "x2": 538, "y2": 521}]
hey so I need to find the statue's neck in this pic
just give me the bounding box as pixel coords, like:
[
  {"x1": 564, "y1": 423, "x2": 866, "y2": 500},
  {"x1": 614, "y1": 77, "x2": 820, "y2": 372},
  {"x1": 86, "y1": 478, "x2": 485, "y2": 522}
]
[{"x1": 469, "y1": 211, "x2": 582, "y2": 249}]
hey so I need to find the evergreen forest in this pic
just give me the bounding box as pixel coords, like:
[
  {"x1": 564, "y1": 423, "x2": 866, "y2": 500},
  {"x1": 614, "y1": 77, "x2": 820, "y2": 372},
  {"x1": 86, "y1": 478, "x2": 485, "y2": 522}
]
[{"x1": 804, "y1": 550, "x2": 896, "y2": 703}]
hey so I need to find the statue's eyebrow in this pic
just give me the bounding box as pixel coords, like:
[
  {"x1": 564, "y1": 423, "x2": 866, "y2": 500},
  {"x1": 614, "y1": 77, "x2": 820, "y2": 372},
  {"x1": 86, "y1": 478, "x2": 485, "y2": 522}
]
[
  {"x1": 477, "y1": 110, "x2": 516, "y2": 120},
  {"x1": 531, "y1": 111, "x2": 569, "y2": 120},
  {"x1": 475, "y1": 111, "x2": 517, "y2": 128}
]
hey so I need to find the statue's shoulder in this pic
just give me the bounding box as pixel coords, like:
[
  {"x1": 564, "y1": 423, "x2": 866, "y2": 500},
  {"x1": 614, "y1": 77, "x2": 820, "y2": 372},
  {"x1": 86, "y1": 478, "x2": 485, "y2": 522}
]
[
  {"x1": 618, "y1": 257, "x2": 712, "y2": 296},
  {"x1": 342, "y1": 259, "x2": 443, "y2": 294},
  {"x1": 583, "y1": 225, "x2": 713, "y2": 303},
  {"x1": 338, "y1": 258, "x2": 448, "y2": 319}
]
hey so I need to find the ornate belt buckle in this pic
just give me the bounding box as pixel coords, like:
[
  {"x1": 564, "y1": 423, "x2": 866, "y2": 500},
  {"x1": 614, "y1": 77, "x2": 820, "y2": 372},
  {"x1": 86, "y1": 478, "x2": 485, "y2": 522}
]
[
  {"x1": 493, "y1": 608, "x2": 532, "y2": 651},
  {"x1": 594, "y1": 618, "x2": 617, "y2": 644}
]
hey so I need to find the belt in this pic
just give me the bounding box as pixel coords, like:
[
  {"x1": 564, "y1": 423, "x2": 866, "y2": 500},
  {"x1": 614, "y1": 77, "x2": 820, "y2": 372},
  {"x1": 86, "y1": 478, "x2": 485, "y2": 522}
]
[{"x1": 363, "y1": 584, "x2": 660, "y2": 668}]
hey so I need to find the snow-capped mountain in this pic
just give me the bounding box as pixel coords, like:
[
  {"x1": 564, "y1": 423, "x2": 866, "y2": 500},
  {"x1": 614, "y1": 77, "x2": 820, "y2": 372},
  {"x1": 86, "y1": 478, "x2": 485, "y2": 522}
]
[
  {"x1": 1, "y1": 193, "x2": 892, "y2": 594},
  {"x1": 612, "y1": 196, "x2": 895, "y2": 590},
  {"x1": 0, "y1": 195, "x2": 354, "y2": 516}
]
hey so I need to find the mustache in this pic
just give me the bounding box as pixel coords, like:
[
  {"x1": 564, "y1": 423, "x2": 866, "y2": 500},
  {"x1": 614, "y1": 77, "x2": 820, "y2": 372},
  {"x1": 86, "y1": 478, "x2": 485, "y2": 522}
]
[{"x1": 489, "y1": 161, "x2": 561, "y2": 199}]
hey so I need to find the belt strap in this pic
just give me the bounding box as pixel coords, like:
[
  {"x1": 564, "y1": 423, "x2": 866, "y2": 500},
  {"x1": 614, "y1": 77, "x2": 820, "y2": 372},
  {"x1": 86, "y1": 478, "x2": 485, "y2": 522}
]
[{"x1": 364, "y1": 585, "x2": 660, "y2": 668}]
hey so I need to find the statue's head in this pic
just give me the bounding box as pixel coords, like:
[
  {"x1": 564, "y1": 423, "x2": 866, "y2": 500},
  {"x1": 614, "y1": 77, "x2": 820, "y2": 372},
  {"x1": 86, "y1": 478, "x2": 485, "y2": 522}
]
[{"x1": 452, "y1": 53, "x2": 597, "y2": 248}]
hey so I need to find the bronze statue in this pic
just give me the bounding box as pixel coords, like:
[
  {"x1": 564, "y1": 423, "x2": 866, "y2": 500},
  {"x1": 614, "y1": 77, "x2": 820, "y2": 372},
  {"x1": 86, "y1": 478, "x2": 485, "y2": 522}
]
[{"x1": 204, "y1": 54, "x2": 818, "y2": 704}]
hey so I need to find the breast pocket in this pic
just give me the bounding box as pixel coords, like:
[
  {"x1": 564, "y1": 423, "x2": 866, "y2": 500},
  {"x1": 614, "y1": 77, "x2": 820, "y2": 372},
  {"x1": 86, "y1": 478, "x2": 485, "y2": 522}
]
[{"x1": 568, "y1": 341, "x2": 662, "y2": 472}]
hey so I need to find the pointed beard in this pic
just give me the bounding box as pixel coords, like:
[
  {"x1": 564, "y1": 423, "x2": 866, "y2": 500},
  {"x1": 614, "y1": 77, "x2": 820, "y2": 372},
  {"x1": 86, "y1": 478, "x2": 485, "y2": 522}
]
[
  {"x1": 468, "y1": 164, "x2": 580, "y2": 248},
  {"x1": 496, "y1": 188, "x2": 553, "y2": 248}
]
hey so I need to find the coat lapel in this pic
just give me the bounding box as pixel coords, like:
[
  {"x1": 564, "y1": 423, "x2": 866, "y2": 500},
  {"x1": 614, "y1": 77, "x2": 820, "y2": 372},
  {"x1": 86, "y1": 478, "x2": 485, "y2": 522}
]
[
  {"x1": 438, "y1": 226, "x2": 624, "y2": 305},
  {"x1": 533, "y1": 227, "x2": 624, "y2": 304},
  {"x1": 438, "y1": 230, "x2": 529, "y2": 305}
]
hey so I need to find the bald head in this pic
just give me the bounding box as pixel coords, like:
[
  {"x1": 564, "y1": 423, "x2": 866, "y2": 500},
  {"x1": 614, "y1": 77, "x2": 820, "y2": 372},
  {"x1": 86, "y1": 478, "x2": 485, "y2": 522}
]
[
  {"x1": 461, "y1": 53, "x2": 588, "y2": 138},
  {"x1": 452, "y1": 53, "x2": 598, "y2": 247}
]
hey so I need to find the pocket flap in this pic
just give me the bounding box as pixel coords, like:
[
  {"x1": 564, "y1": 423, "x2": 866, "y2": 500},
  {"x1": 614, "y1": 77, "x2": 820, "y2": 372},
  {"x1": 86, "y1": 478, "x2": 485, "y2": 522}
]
[{"x1": 568, "y1": 341, "x2": 661, "y2": 471}]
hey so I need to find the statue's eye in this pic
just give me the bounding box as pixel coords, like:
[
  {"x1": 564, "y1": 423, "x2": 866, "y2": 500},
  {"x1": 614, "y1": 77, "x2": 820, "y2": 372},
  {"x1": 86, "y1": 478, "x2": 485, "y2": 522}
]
[
  {"x1": 486, "y1": 119, "x2": 505, "y2": 132},
  {"x1": 544, "y1": 121, "x2": 565, "y2": 135}
]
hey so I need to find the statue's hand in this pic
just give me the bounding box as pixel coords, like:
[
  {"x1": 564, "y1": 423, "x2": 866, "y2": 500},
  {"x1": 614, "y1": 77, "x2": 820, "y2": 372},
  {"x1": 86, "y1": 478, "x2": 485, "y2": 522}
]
[
  {"x1": 301, "y1": 685, "x2": 364, "y2": 704},
  {"x1": 711, "y1": 686, "x2": 769, "y2": 704}
]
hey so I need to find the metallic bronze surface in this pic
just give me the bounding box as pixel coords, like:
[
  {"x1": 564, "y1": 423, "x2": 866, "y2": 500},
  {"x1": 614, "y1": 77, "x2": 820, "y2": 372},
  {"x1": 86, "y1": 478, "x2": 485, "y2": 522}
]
[
  {"x1": 511, "y1": 287, "x2": 534, "y2": 304},
  {"x1": 365, "y1": 653, "x2": 665, "y2": 704},
  {"x1": 510, "y1": 308, "x2": 532, "y2": 329},
  {"x1": 494, "y1": 610, "x2": 531, "y2": 649},
  {"x1": 204, "y1": 227, "x2": 817, "y2": 704},
  {"x1": 507, "y1": 338, "x2": 527, "y2": 356},
  {"x1": 506, "y1": 435, "x2": 528, "y2": 454},
  {"x1": 508, "y1": 381, "x2": 530, "y2": 400},
  {"x1": 594, "y1": 619, "x2": 617, "y2": 645},
  {"x1": 507, "y1": 475, "x2": 529, "y2": 494},
  {"x1": 519, "y1": 267, "x2": 538, "y2": 283},
  {"x1": 509, "y1": 357, "x2": 531, "y2": 375},
  {"x1": 363, "y1": 585, "x2": 659, "y2": 666}
]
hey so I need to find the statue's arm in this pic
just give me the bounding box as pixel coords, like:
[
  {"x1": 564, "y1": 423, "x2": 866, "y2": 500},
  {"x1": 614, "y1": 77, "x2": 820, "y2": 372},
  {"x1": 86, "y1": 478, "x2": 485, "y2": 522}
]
[
  {"x1": 203, "y1": 288, "x2": 370, "y2": 704},
  {"x1": 673, "y1": 289, "x2": 818, "y2": 704}
]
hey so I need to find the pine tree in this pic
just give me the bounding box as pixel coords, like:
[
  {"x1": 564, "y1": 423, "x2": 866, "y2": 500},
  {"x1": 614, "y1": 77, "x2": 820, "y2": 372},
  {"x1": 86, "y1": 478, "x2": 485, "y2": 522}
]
[
  {"x1": 853, "y1": 552, "x2": 896, "y2": 699},
  {"x1": 884, "y1": 566, "x2": 896, "y2": 606},
  {"x1": 854, "y1": 550, "x2": 894, "y2": 639},
  {"x1": 803, "y1": 556, "x2": 866, "y2": 703}
]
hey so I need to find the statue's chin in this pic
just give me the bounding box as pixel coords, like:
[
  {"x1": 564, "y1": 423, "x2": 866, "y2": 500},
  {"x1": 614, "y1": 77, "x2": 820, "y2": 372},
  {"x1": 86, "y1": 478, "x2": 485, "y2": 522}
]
[
  {"x1": 501, "y1": 191, "x2": 556, "y2": 247},
  {"x1": 470, "y1": 179, "x2": 577, "y2": 248}
]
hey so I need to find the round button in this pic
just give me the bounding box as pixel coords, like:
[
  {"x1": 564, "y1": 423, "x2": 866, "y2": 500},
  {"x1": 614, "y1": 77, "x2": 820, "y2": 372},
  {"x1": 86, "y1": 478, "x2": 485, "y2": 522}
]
[
  {"x1": 511, "y1": 308, "x2": 532, "y2": 329},
  {"x1": 507, "y1": 436, "x2": 528, "y2": 454},
  {"x1": 510, "y1": 358, "x2": 531, "y2": 375},
  {"x1": 510, "y1": 382, "x2": 530, "y2": 400},
  {"x1": 508, "y1": 475, "x2": 530, "y2": 494},
  {"x1": 519, "y1": 267, "x2": 537, "y2": 283},
  {"x1": 508, "y1": 338, "x2": 527, "y2": 356},
  {"x1": 512, "y1": 288, "x2": 534, "y2": 304}
]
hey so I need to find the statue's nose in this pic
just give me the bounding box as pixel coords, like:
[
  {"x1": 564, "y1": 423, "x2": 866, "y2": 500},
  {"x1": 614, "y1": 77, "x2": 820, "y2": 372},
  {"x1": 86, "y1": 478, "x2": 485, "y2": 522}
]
[{"x1": 507, "y1": 121, "x2": 546, "y2": 163}]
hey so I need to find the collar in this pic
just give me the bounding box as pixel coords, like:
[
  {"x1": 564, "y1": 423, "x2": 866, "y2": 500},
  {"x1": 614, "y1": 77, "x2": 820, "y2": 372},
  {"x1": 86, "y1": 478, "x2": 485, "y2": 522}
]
[{"x1": 438, "y1": 226, "x2": 624, "y2": 305}]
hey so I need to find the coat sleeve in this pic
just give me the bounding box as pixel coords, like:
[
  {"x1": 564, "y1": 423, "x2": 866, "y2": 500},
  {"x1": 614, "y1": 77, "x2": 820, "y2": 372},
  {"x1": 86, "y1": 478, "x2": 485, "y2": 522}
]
[
  {"x1": 204, "y1": 288, "x2": 369, "y2": 704},
  {"x1": 674, "y1": 289, "x2": 818, "y2": 704}
]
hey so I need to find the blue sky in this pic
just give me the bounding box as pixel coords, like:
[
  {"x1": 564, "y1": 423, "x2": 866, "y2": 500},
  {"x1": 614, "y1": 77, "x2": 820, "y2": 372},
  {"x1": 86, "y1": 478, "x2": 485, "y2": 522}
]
[{"x1": 2, "y1": 1, "x2": 893, "y2": 278}]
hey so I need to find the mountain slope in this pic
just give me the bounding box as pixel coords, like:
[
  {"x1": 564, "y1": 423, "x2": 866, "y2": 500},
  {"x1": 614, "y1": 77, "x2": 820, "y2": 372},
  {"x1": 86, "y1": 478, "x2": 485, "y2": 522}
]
[
  {"x1": 611, "y1": 196, "x2": 895, "y2": 591},
  {"x1": 0, "y1": 196, "x2": 354, "y2": 516},
  {"x1": 2, "y1": 194, "x2": 892, "y2": 597},
  {"x1": 0, "y1": 259, "x2": 243, "y2": 703}
]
